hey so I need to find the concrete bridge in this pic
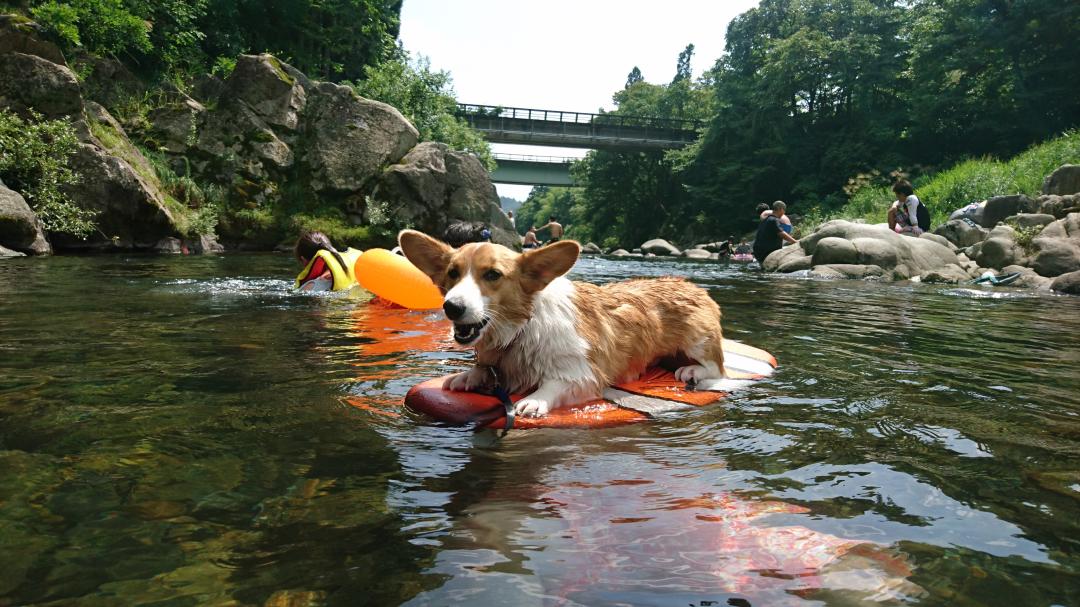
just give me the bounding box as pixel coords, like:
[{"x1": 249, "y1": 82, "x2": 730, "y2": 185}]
[
  {"x1": 491, "y1": 153, "x2": 577, "y2": 186},
  {"x1": 458, "y1": 103, "x2": 703, "y2": 152},
  {"x1": 462, "y1": 103, "x2": 703, "y2": 186}
]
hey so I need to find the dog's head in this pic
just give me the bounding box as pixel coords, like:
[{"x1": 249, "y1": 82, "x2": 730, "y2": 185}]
[{"x1": 398, "y1": 229, "x2": 580, "y2": 346}]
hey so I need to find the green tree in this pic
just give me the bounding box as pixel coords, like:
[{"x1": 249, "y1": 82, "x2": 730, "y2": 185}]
[{"x1": 625, "y1": 66, "x2": 643, "y2": 89}]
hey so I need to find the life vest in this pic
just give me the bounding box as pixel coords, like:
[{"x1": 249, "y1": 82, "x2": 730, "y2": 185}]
[{"x1": 294, "y1": 247, "x2": 363, "y2": 291}]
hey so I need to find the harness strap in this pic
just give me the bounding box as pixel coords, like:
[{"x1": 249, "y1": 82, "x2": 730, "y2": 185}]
[
  {"x1": 476, "y1": 365, "x2": 515, "y2": 437},
  {"x1": 492, "y1": 385, "x2": 515, "y2": 436}
]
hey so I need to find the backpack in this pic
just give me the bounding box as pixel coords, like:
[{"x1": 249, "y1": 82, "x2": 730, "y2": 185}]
[{"x1": 916, "y1": 200, "x2": 931, "y2": 231}]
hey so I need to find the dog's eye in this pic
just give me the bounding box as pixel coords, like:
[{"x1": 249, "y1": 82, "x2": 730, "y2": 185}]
[
  {"x1": 448, "y1": 267, "x2": 460, "y2": 280},
  {"x1": 483, "y1": 269, "x2": 501, "y2": 282}
]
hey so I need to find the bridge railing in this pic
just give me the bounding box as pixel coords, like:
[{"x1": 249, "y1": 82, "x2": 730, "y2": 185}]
[{"x1": 456, "y1": 103, "x2": 704, "y2": 132}]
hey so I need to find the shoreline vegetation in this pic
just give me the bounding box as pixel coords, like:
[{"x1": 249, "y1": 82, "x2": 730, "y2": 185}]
[
  {"x1": 799, "y1": 130, "x2": 1080, "y2": 237},
  {"x1": 1, "y1": 0, "x2": 1079, "y2": 266}
]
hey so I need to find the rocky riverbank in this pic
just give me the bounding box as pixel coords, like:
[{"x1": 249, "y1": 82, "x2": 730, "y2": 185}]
[
  {"x1": 760, "y1": 165, "x2": 1080, "y2": 295},
  {"x1": 0, "y1": 16, "x2": 514, "y2": 256}
]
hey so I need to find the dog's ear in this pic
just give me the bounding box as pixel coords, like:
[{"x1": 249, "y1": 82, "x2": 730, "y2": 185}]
[
  {"x1": 398, "y1": 229, "x2": 453, "y2": 282},
  {"x1": 517, "y1": 240, "x2": 580, "y2": 293}
]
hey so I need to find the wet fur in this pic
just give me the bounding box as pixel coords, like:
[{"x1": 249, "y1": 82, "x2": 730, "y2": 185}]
[{"x1": 398, "y1": 230, "x2": 725, "y2": 417}]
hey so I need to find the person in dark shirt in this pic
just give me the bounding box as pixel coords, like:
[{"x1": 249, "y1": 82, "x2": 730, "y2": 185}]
[{"x1": 753, "y1": 201, "x2": 798, "y2": 264}]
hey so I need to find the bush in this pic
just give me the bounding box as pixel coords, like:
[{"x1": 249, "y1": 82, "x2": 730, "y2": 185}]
[
  {"x1": 830, "y1": 130, "x2": 1080, "y2": 228},
  {"x1": 0, "y1": 109, "x2": 96, "y2": 236},
  {"x1": 142, "y1": 149, "x2": 222, "y2": 236},
  {"x1": 290, "y1": 212, "x2": 375, "y2": 249},
  {"x1": 32, "y1": 0, "x2": 151, "y2": 57}
]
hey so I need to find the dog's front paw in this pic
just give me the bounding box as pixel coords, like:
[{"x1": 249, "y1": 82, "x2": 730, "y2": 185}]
[
  {"x1": 675, "y1": 364, "x2": 722, "y2": 382},
  {"x1": 514, "y1": 397, "x2": 551, "y2": 418},
  {"x1": 444, "y1": 367, "x2": 490, "y2": 392}
]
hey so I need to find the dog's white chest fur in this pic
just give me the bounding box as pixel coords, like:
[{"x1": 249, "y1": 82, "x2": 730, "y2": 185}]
[{"x1": 495, "y1": 277, "x2": 596, "y2": 399}]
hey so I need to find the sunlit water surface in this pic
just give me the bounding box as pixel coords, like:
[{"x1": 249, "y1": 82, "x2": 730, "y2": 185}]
[{"x1": 1, "y1": 254, "x2": 1078, "y2": 606}]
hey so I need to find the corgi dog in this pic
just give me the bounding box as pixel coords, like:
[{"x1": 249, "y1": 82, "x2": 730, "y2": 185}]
[{"x1": 398, "y1": 230, "x2": 726, "y2": 417}]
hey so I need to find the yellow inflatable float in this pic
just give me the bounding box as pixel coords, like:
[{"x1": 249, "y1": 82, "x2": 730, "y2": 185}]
[
  {"x1": 354, "y1": 248, "x2": 443, "y2": 310},
  {"x1": 294, "y1": 247, "x2": 363, "y2": 291}
]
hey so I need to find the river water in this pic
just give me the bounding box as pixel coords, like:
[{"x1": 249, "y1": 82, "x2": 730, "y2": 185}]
[{"x1": 0, "y1": 254, "x2": 1078, "y2": 606}]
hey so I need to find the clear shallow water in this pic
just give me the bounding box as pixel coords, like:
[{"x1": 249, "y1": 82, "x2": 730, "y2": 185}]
[{"x1": 1, "y1": 253, "x2": 1078, "y2": 606}]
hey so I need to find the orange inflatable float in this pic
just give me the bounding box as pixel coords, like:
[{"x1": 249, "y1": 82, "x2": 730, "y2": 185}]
[
  {"x1": 354, "y1": 248, "x2": 443, "y2": 310},
  {"x1": 405, "y1": 339, "x2": 777, "y2": 430}
]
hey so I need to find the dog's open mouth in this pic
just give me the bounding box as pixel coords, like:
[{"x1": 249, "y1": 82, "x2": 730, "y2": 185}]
[{"x1": 453, "y1": 319, "x2": 488, "y2": 344}]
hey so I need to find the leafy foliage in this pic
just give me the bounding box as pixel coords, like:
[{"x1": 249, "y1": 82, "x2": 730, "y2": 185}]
[
  {"x1": 0, "y1": 109, "x2": 96, "y2": 237},
  {"x1": 26, "y1": 0, "x2": 401, "y2": 81},
  {"x1": 828, "y1": 130, "x2": 1080, "y2": 226}
]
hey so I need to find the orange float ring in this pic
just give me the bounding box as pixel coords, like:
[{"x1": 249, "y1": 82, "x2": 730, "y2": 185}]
[
  {"x1": 354, "y1": 248, "x2": 443, "y2": 310},
  {"x1": 405, "y1": 340, "x2": 777, "y2": 429}
]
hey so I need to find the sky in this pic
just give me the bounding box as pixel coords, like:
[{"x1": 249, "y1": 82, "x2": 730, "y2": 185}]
[{"x1": 398, "y1": 0, "x2": 759, "y2": 201}]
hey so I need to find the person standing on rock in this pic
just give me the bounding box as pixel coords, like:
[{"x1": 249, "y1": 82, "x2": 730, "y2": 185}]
[
  {"x1": 506, "y1": 210, "x2": 516, "y2": 229},
  {"x1": 753, "y1": 201, "x2": 798, "y2": 264},
  {"x1": 889, "y1": 180, "x2": 927, "y2": 235}
]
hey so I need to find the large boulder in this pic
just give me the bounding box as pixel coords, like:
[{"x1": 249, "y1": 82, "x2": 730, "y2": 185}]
[
  {"x1": 970, "y1": 225, "x2": 1025, "y2": 269},
  {"x1": 0, "y1": 183, "x2": 50, "y2": 254},
  {"x1": 920, "y1": 264, "x2": 971, "y2": 284},
  {"x1": 77, "y1": 55, "x2": 146, "y2": 113},
  {"x1": 0, "y1": 15, "x2": 66, "y2": 65},
  {"x1": 0, "y1": 243, "x2": 25, "y2": 257},
  {"x1": 811, "y1": 236, "x2": 857, "y2": 265},
  {"x1": 640, "y1": 239, "x2": 680, "y2": 256},
  {"x1": 1001, "y1": 265, "x2": 1053, "y2": 291},
  {"x1": 934, "y1": 219, "x2": 989, "y2": 248},
  {"x1": 1009, "y1": 213, "x2": 1056, "y2": 229},
  {"x1": 303, "y1": 81, "x2": 418, "y2": 193},
  {"x1": 373, "y1": 142, "x2": 517, "y2": 249},
  {"x1": 684, "y1": 248, "x2": 711, "y2": 259},
  {"x1": 786, "y1": 220, "x2": 958, "y2": 280},
  {"x1": 0, "y1": 51, "x2": 81, "y2": 118},
  {"x1": 1051, "y1": 270, "x2": 1080, "y2": 295},
  {"x1": 810, "y1": 264, "x2": 885, "y2": 280},
  {"x1": 919, "y1": 231, "x2": 956, "y2": 250},
  {"x1": 1042, "y1": 165, "x2": 1080, "y2": 196},
  {"x1": 226, "y1": 54, "x2": 308, "y2": 131},
  {"x1": 1030, "y1": 213, "x2": 1080, "y2": 277},
  {"x1": 50, "y1": 142, "x2": 177, "y2": 250},
  {"x1": 146, "y1": 99, "x2": 205, "y2": 154},
  {"x1": 980, "y1": 194, "x2": 1035, "y2": 228},
  {"x1": 1036, "y1": 194, "x2": 1080, "y2": 219}
]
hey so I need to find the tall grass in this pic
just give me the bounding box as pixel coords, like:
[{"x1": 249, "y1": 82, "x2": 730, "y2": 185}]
[{"x1": 827, "y1": 130, "x2": 1080, "y2": 228}]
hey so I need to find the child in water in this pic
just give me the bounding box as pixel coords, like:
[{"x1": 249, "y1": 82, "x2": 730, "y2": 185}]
[{"x1": 294, "y1": 231, "x2": 357, "y2": 291}]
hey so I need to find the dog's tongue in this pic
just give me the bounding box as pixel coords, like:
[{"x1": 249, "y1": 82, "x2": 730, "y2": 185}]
[{"x1": 453, "y1": 322, "x2": 483, "y2": 344}]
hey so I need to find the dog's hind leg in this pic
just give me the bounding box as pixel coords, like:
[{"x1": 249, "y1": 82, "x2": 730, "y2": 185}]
[{"x1": 674, "y1": 337, "x2": 726, "y2": 382}]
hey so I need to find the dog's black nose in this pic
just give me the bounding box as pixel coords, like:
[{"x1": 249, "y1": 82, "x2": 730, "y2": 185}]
[{"x1": 443, "y1": 300, "x2": 466, "y2": 321}]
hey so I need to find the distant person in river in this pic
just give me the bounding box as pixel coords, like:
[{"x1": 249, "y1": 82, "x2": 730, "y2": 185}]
[
  {"x1": 534, "y1": 215, "x2": 564, "y2": 243},
  {"x1": 888, "y1": 180, "x2": 929, "y2": 235},
  {"x1": 717, "y1": 236, "x2": 736, "y2": 256},
  {"x1": 757, "y1": 201, "x2": 793, "y2": 234},
  {"x1": 753, "y1": 201, "x2": 798, "y2": 264},
  {"x1": 294, "y1": 231, "x2": 362, "y2": 291},
  {"x1": 522, "y1": 226, "x2": 540, "y2": 249}
]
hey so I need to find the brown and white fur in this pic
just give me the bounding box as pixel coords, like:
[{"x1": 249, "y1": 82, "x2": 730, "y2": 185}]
[{"x1": 398, "y1": 230, "x2": 726, "y2": 418}]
